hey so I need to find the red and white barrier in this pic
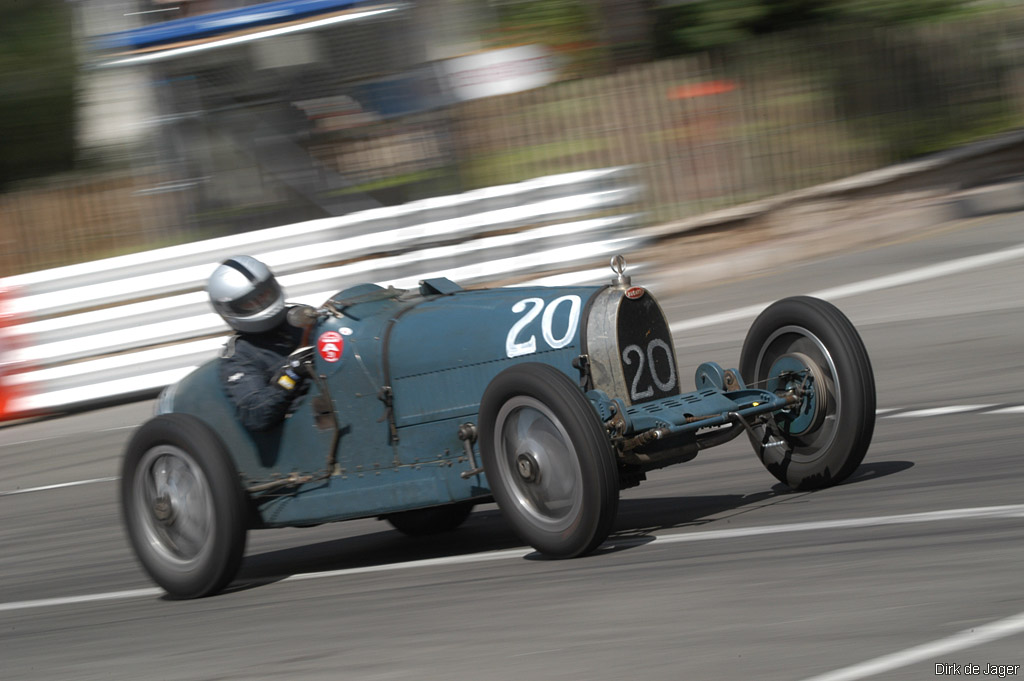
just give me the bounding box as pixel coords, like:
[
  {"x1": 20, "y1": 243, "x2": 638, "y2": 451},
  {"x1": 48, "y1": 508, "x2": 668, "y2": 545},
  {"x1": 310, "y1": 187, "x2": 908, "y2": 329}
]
[
  {"x1": 0, "y1": 168, "x2": 641, "y2": 418},
  {"x1": 0, "y1": 286, "x2": 34, "y2": 421}
]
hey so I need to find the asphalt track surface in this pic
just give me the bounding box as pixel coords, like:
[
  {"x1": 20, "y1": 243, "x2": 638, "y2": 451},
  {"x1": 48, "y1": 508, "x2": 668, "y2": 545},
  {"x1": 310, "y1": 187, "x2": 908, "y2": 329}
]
[{"x1": 2, "y1": 210, "x2": 1022, "y2": 681}]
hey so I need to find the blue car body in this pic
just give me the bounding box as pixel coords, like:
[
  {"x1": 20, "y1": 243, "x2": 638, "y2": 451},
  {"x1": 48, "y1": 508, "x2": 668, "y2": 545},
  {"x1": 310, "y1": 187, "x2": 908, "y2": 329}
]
[
  {"x1": 126, "y1": 263, "x2": 875, "y2": 598},
  {"x1": 157, "y1": 276, "x2": 790, "y2": 528}
]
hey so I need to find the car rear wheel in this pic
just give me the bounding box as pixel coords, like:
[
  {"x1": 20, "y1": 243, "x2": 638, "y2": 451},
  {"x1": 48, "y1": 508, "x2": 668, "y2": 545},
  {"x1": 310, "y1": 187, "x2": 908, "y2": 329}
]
[
  {"x1": 121, "y1": 414, "x2": 247, "y2": 599},
  {"x1": 479, "y1": 363, "x2": 619, "y2": 557},
  {"x1": 739, "y1": 296, "x2": 875, "y2": 490}
]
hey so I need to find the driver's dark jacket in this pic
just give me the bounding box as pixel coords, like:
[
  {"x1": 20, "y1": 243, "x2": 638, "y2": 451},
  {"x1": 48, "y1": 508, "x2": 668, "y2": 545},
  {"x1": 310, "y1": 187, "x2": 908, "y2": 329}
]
[{"x1": 219, "y1": 322, "x2": 304, "y2": 431}]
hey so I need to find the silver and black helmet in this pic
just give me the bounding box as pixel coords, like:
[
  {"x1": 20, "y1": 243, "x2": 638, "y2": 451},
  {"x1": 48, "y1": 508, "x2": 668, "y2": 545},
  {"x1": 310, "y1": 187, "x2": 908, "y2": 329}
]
[{"x1": 208, "y1": 256, "x2": 286, "y2": 333}]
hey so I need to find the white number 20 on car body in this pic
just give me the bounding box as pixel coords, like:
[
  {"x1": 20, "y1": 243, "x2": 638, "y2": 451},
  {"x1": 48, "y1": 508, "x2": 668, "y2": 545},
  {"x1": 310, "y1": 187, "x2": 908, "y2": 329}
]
[{"x1": 505, "y1": 295, "x2": 582, "y2": 358}]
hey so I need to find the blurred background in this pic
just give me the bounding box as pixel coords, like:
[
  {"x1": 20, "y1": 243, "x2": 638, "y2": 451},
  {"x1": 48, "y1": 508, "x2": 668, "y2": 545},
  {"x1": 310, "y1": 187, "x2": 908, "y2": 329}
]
[{"x1": 1, "y1": 0, "x2": 1024, "y2": 276}]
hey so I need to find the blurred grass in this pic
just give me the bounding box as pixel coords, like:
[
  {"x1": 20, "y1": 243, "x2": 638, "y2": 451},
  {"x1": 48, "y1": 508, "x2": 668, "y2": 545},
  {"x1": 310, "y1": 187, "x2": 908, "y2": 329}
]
[{"x1": 460, "y1": 138, "x2": 610, "y2": 189}]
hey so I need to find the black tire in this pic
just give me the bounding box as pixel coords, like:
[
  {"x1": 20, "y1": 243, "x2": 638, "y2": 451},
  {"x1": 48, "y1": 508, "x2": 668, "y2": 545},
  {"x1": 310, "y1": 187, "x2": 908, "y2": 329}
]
[
  {"x1": 120, "y1": 413, "x2": 248, "y2": 599},
  {"x1": 739, "y1": 296, "x2": 875, "y2": 490},
  {"x1": 478, "y1": 362, "x2": 619, "y2": 557},
  {"x1": 384, "y1": 501, "x2": 475, "y2": 537}
]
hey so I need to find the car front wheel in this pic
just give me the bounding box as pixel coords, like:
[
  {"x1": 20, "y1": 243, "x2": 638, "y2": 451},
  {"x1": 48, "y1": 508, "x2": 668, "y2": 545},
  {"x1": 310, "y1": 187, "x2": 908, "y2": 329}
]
[
  {"x1": 121, "y1": 413, "x2": 247, "y2": 599},
  {"x1": 479, "y1": 362, "x2": 619, "y2": 557},
  {"x1": 739, "y1": 296, "x2": 875, "y2": 490}
]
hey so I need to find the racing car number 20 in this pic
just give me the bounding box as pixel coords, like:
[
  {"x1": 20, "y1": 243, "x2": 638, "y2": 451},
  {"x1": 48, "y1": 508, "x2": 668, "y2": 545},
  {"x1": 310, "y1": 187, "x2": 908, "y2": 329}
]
[
  {"x1": 504, "y1": 292, "x2": 680, "y2": 404},
  {"x1": 617, "y1": 292, "x2": 680, "y2": 403},
  {"x1": 622, "y1": 339, "x2": 677, "y2": 401},
  {"x1": 505, "y1": 295, "x2": 582, "y2": 358}
]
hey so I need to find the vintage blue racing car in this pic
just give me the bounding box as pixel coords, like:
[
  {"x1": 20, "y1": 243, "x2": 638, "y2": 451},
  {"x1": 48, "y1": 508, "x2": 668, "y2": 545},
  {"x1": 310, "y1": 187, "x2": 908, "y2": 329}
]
[{"x1": 121, "y1": 257, "x2": 875, "y2": 598}]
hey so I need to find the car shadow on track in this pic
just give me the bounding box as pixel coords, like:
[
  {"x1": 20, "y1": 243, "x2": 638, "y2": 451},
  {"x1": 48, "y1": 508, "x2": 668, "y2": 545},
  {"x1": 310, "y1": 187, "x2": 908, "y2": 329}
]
[
  {"x1": 836, "y1": 459, "x2": 914, "y2": 485},
  {"x1": 763, "y1": 459, "x2": 915, "y2": 494},
  {"x1": 230, "y1": 460, "x2": 915, "y2": 594},
  {"x1": 231, "y1": 497, "x2": 762, "y2": 593}
]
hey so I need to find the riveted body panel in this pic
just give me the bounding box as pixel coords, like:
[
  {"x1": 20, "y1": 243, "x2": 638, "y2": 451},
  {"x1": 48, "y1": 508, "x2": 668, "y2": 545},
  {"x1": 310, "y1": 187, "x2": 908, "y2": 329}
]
[
  {"x1": 162, "y1": 283, "x2": 610, "y2": 526},
  {"x1": 386, "y1": 287, "x2": 600, "y2": 429}
]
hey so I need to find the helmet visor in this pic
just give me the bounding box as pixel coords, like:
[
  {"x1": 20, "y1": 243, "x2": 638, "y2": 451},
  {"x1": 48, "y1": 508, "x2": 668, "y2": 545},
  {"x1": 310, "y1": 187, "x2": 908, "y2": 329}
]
[{"x1": 224, "y1": 278, "x2": 283, "y2": 316}]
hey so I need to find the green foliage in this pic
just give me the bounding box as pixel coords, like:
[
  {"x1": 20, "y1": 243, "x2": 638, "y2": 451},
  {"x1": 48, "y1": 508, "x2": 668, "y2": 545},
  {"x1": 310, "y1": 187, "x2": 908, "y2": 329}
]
[
  {"x1": 490, "y1": 0, "x2": 598, "y2": 41},
  {"x1": 835, "y1": 0, "x2": 971, "y2": 25},
  {"x1": 655, "y1": 0, "x2": 975, "y2": 55},
  {"x1": 487, "y1": 0, "x2": 606, "y2": 74},
  {"x1": 816, "y1": 22, "x2": 1020, "y2": 161},
  {"x1": 0, "y1": 0, "x2": 77, "y2": 189}
]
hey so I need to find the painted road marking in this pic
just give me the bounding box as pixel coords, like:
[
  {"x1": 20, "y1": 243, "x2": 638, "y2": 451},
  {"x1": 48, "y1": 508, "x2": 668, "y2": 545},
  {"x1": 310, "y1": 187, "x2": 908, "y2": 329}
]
[
  {"x1": 799, "y1": 610, "x2": 1024, "y2": 681},
  {"x1": 877, "y1": 404, "x2": 1024, "y2": 418},
  {"x1": 990, "y1": 405, "x2": 1024, "y2": 414},
  {"x1": 1, "y1": 503, "x2": 1022, "y2": 614},
  {"x1": 886, "y1": 405, "x2": 997, "y2": 418},
  {"x1": 671, "y1": 241, "x2": 1024, "y2": 333},
  {"x1": 0, "y1": 477, "x2": 119, "y2": 497},
  {"x1": 0, "y1": 588, "x2": 163, "y2": 613},
  {"x1": 0, "y1": 424, "x2": 133, "y2": 449}
]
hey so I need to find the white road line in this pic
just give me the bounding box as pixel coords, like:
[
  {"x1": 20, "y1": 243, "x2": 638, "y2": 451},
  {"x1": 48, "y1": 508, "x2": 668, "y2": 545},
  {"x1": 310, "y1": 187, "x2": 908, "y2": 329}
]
[
  {"x1": 886, "y1": 405, "x2": 997, "y2": 418},
  {"x1": 1, "y1": 503, "x2": 1022, "y2": 614},
  {"x1": 671, "y1": 241, "x2": 1024, "y2": 332},
  {"x1": 810, "y1": 243, "x2": 1024, "y2": 301},
  {"x1": 989, "y1": 405, "x2": 1024, "y2": 414},
  {"x1": 0, "y1": 477, "x2": 119, "y2": 497},
  {"x1": 651, "y1": 505, "x2": 1024, "y2": 546},
  {"x1": 671, "y1": 303, "x2": 768, "y2": 332},
  {"x1": 282, "y1": 547, "x2": 532, "y2": 585},
  {"x1": 0, "y1": 425, "x2": 134, "y2": 449},
  {"x1": 799, "y1": 611, "x2": 1024, "y2": 681},
  {"x1": 0, "y1": 588, "x2": 163, "y2": 613}
]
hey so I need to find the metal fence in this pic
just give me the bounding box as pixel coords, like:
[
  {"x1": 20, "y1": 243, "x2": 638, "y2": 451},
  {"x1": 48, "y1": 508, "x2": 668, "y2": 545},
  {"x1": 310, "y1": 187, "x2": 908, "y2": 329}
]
[
  {"x1": 451, "y1": 16, "x2": 1024, "y2": 223},
  {"x1": 0, "y1": 168, "x2": 184, "y2": 276}
]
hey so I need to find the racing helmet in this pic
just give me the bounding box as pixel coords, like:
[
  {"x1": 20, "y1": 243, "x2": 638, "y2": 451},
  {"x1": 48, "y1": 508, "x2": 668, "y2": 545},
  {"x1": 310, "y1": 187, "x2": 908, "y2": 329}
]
[{"x1": 208, "y1": 256, "x2": 286, "y2": 333}]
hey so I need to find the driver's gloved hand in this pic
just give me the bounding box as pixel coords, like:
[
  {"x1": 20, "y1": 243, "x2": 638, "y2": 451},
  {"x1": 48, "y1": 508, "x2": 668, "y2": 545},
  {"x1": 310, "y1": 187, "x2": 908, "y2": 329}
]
[{"x1": 272, "y1": 346, "x2": 315, "y2": 391}]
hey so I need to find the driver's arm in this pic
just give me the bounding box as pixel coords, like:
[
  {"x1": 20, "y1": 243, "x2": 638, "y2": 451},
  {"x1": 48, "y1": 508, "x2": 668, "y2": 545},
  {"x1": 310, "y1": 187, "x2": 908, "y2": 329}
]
[{"x1": 219, "y1": 338, "x2": 301, "y2": 431}]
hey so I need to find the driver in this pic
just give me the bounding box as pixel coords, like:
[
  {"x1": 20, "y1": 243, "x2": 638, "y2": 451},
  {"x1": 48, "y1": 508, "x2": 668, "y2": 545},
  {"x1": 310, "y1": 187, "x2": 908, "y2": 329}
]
[{"x1": 207, "y1": 256, "x2": 312, "y2": 431}]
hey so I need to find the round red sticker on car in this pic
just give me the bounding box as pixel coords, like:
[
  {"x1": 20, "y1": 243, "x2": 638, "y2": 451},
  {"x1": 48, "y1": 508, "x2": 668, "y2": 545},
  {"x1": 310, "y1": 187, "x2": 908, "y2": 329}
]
[
  {"x1": 625, "y1": 286, "x2": 646, "y2": 300},
  {"x1": 318, "y1": 331, "x2": 344, "y2": 362}
]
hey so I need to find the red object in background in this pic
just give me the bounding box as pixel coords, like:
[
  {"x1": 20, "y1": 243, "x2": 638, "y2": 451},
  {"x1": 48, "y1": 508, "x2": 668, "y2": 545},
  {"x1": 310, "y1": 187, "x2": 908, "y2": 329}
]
[
  {"x1": 0, "y1": 286, "x2": 31, "y2": 421},
  {"x1": 0, "y1": 287, "x2": 20, "y2": 419},
  {"x1": 667, "y1": 79, "x2": 739, "y2": 148},
  {"x1": 668, "y1": 79, "x2": 737, "y2": 100}
]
